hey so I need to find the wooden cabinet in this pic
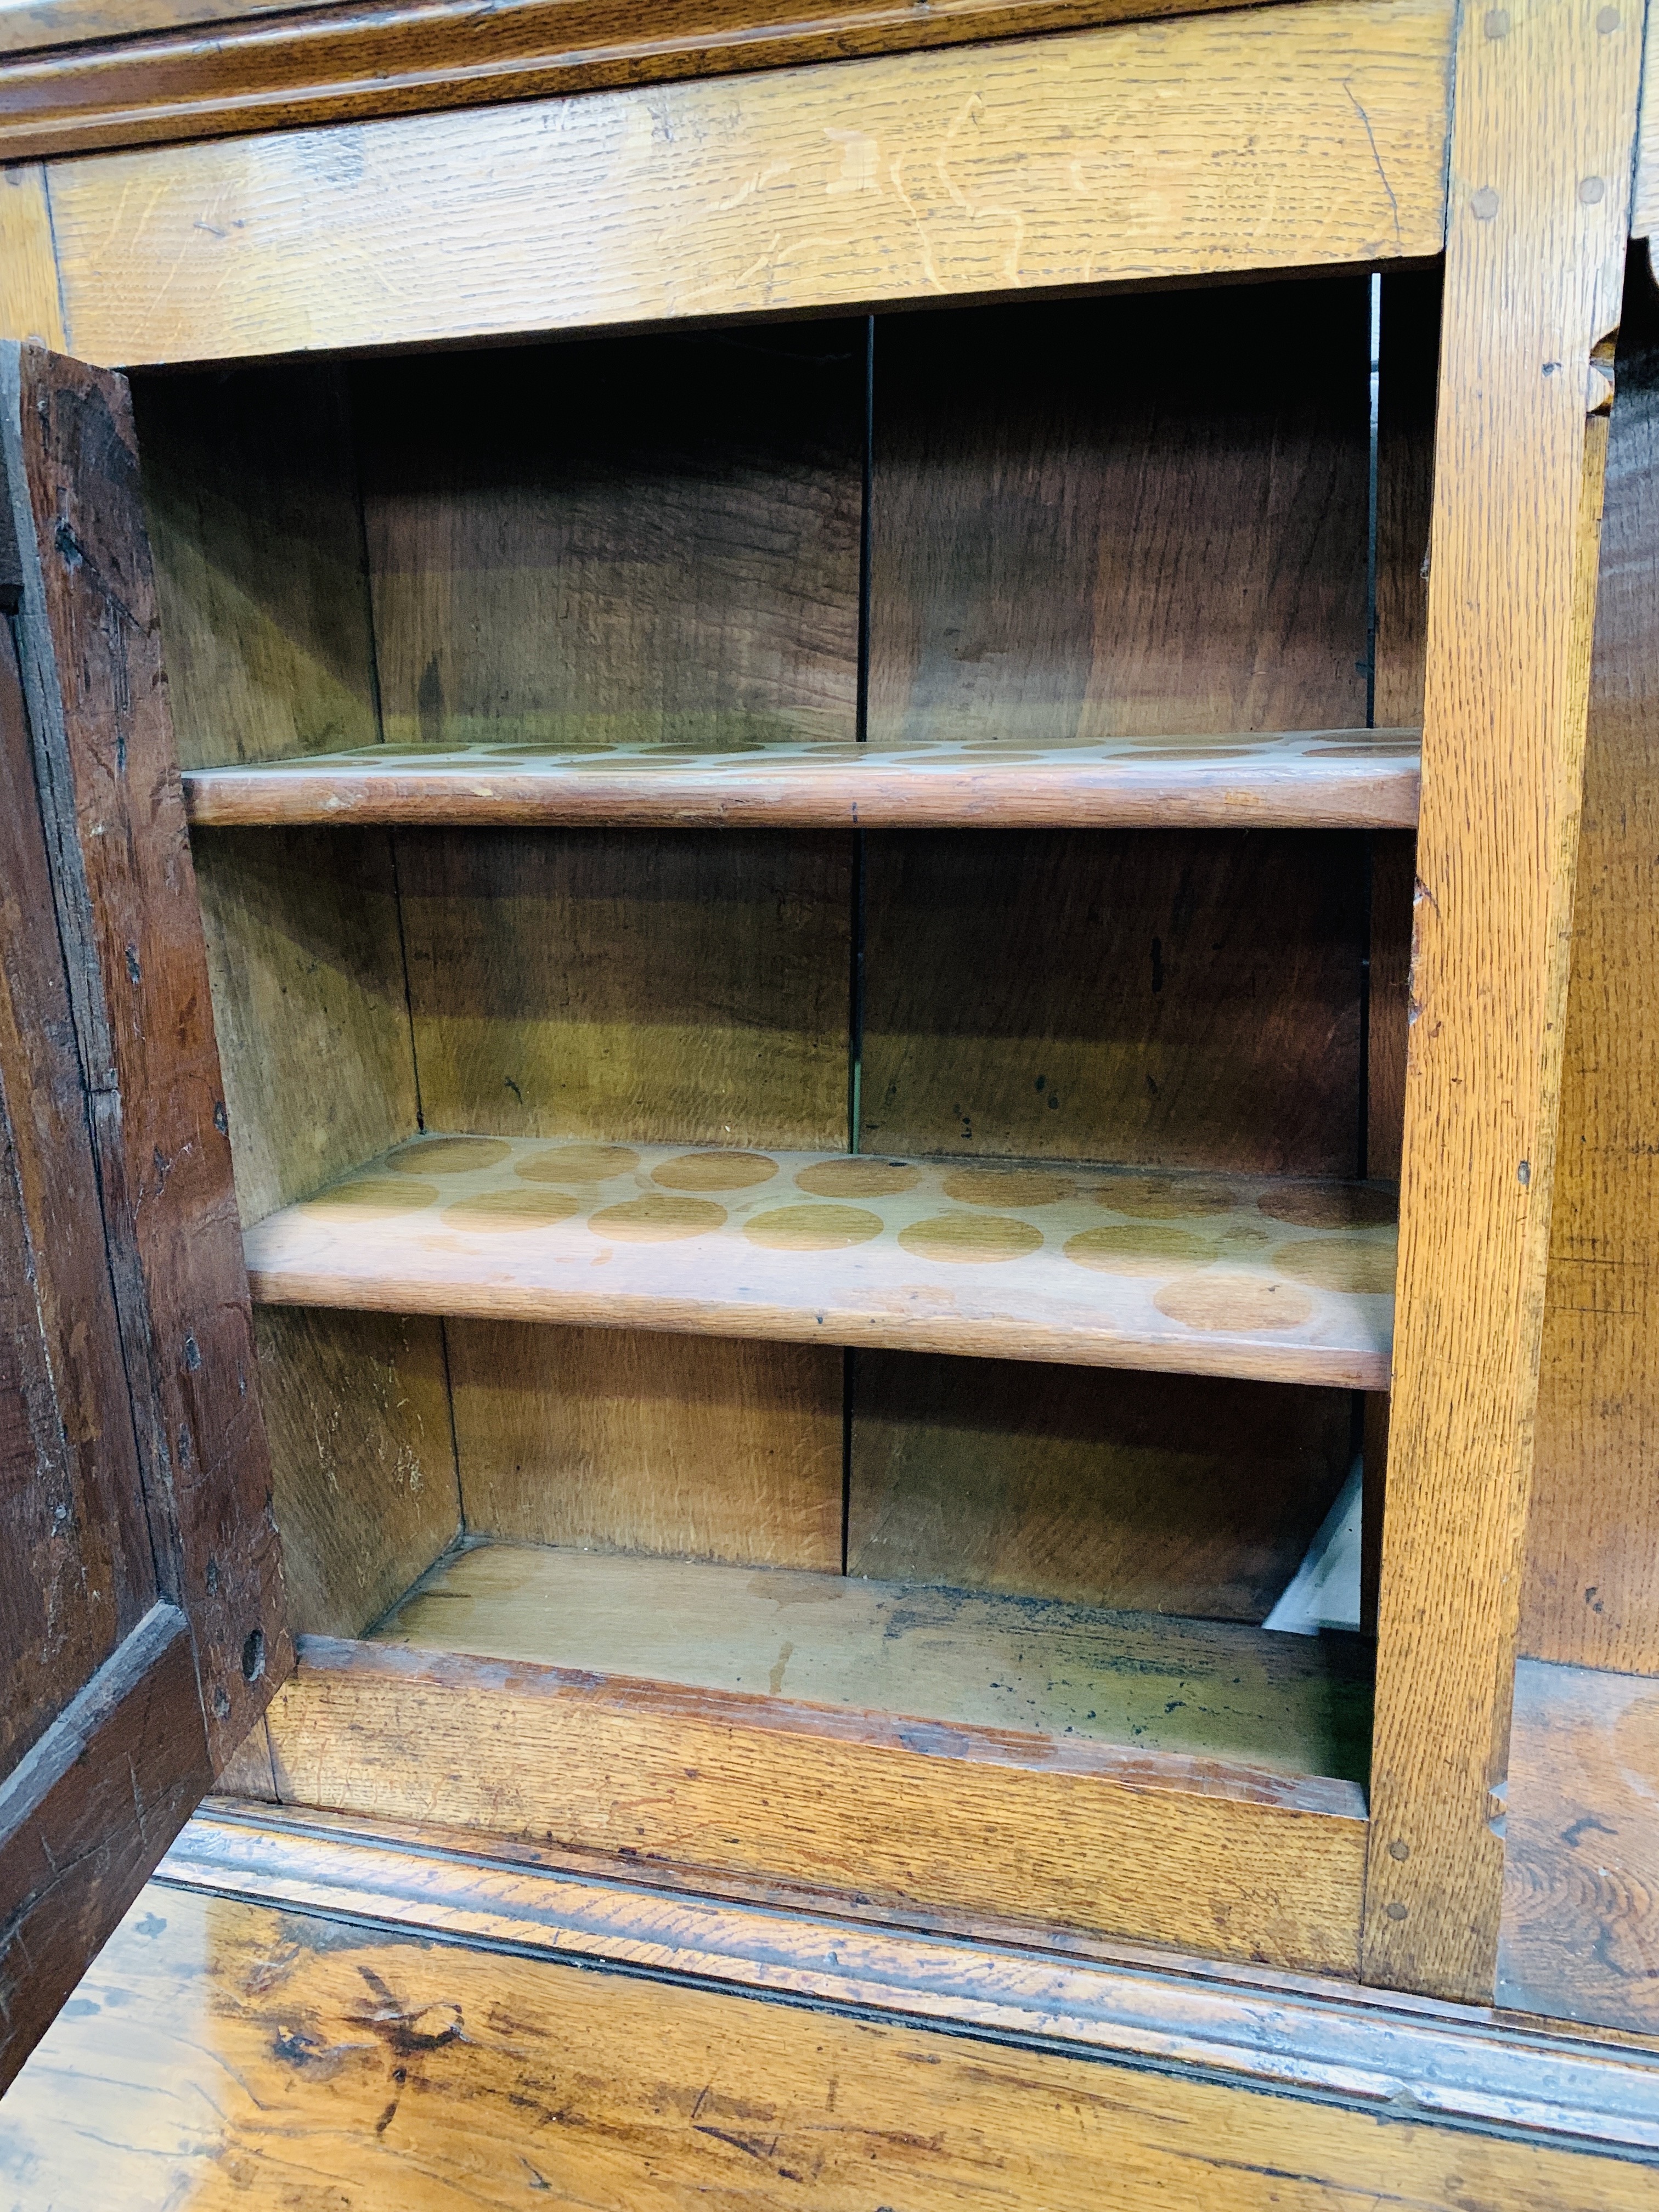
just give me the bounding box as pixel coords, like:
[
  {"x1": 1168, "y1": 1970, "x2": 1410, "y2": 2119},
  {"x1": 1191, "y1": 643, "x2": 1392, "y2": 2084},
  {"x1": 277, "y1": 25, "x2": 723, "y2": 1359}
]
[{"x1": 2, "y1": 0, "x2": 1659, "y2": 2196}]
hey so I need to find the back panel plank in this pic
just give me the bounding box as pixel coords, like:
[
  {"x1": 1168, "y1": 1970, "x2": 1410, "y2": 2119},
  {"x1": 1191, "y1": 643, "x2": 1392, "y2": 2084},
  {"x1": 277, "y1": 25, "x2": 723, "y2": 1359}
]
[
  {"x1": 850, "y1": 1355, "x2": 1351, "y2": 1619},
  {"x1": 44, "y1": 0, "x2": 1454, "y2": 367},
  {"x1": 359, "y1": 331, "x2": 862, "y2": 752},
  {"x1": 447, "y1": 1322, "x2": 842, "y2": 1572},
  {"x1": 397, "y1": 830, "x2": 852, "y2": 1152}
]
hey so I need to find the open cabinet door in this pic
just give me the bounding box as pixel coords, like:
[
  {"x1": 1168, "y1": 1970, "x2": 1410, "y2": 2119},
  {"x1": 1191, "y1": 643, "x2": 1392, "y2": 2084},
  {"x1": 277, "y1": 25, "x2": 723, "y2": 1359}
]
[{"x1": 0, "y1": 340, "x2": 290, "y2": 2093}]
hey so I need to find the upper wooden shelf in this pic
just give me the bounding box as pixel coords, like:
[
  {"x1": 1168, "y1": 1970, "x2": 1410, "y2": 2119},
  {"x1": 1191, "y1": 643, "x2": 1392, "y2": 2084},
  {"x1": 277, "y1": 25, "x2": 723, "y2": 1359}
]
[
  {"x1": 183, "y1": 729, "x2": 1423, "y2": 831},
  {"x1": 245, "y1": 1135, "x2": 1398, "y2": 1389}
]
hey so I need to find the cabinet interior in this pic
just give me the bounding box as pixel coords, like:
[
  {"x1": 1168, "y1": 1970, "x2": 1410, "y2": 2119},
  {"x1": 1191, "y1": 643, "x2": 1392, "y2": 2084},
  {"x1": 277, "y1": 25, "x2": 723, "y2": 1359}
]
[{"x1": 132, "y1": 267, "x2": 1437, "y2": 1804}]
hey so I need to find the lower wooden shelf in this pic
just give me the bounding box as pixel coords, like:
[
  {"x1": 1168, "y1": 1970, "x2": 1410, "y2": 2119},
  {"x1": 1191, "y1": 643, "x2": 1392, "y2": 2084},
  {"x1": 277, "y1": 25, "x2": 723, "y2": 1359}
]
[
  {"x1": 245, "y1": 1136, "x2": 1398, "y2": 1387},
  {"x1": 251, "y1": 1538, "x2": 1373, "y2": 1971},
  {"x1": 371, "y1": 1541, "x2": 1373, "y2": 1791}
]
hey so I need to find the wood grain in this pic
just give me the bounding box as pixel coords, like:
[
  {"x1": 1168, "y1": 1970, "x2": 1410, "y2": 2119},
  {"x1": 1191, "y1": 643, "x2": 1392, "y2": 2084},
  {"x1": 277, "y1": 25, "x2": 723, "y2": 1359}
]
[
  {"x1": 157, "y1": 1805, "x2": 1659, "y2": 2156},
  {"x1": 263, "y1": 1633, "x2": 1367, "y2": 1968},
  {"x1": 246, "y1": 1135, "x2": 1399, "y2": 1390},
  {"x1": 255, "y1": 1307, "x2": 461, "y2": 1640},
  {"x1": 184, "y1": 726, "x2": 1425, "y2": 829},
  {"x1": 1526, "y1": 270, "x2": 1659, "y2": 1677},
  {"x1": 0, "y1": 1605, "x2": 211, "y2": 2094},
  {"x1": 396, "y1": 830, "x2": 850, "y2": 1153},
  {"x1": 373, "y1": 1541, "x2": 1374, "y2": 1784},
  {"x1": 191, "y1": 829, "x2": 420, "y2": 1226},
  {"x1": 358, "y1": 330, "x2": 860, "y2": 754},
  {"x1": 0, "y1": 617, "x2": 155, "y2": 1774},
  {"x1": 4, "y1": 342, "x2": 291, "y2": 1770},
  {"x1": 870, "y1": 281, "x2": 1373, "y2": 747},
  {"x1": 1362, "y1": 0, "x2": 1645, "y2": 2004},
  {"x1": 0, "y1": 166, "x2": 64, "y2": 349},
  {"x1": 10, "y1": 1872, "x2": 1659, "y2": 2212},
  {"x1": 862, "y1": 828, "x2": 1369, "y2": 1173},
  {"x1": 130, "y1": 360, "x2": 381, "y2": 773},
  {"x1": 445, "y1": 1322, "x2": 842, "y2": 1570},
  {"x1": 849, "y1": 1353, "x2": 1351, "y2": 1618},
  {"x1": 1498, "y1": 1656, "x2": 1659, "y2": 2035},
  {"x1": 0, "y1": 0, "x2": 1356, "y2": 161},
  {"x1": 41, "y1": 0, "x2": 1454, "y2": 368}
]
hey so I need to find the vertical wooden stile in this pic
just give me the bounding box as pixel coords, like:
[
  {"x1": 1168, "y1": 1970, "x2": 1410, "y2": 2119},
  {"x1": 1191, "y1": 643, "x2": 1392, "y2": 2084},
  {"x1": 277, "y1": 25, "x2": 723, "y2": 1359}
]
[{"x1": 1364, "y1": 0, "x2": 1645, "y2": 2000}]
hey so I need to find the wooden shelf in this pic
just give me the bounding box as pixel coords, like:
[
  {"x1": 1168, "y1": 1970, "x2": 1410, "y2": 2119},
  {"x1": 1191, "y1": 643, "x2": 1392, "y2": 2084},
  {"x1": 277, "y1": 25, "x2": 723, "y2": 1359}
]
[
  {"x1": 183, "y1": 728, "x2": 1423, "y2": 831},
  {"x1": 245, "y1": 1135, "x2": 1397, "y2": 1389},
  {"x1": 370, "y1": 1541, "x2": 1373, "y2": 1801}
]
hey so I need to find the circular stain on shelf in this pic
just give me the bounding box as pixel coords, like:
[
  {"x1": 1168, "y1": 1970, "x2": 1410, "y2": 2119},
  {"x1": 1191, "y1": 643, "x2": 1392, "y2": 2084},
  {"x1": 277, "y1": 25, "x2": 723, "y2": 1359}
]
[
  {"x1": 387, "y1": 1136, "x2": 511, "y2": 1175},
  {"x1": 1273, "y1": 1237, "x2": 1397, "y2": 1295},
  {"x1": 590, "y1": 1194, "x2": 727, "y2": 1242},
  {"x1": 744, "y1": 1205, "x2": 884, "y2": 1251},
  {"x1": 1154, "y1": 1274, "x2": 1313, "y2": 1332},
  {"x1": 1257, "y1": 1182, "x2": 1397, "y2": 1228},
  {"x1": 518, "y1": 1143, "x2": 640, "y2": 1183},
  {"x1": 1063, "y1": 1224, "x2": 1219, "y2": 1275},
  {"x1": 1098, "y1": 1175, "x2": 1240, "y2": 1219},
  {"x1": 300, "y1": 1177, "x2": 438, "y2": 1218},
  {"x1": 899, "y1": 1214, "x2": 1042, "y2": 1264},
  {"x1": 442, "y1": 1187, "x2": 582, "y2": 1232},
  {"x1": 940, "y1": 1167, "x2": 1074, "y2": 1207},
  {"x1": 653, "y1": 1151, "x2": 778, "y2": 1191},
  {"x1": 796, "y1": 1158, "x2": 920, "y2": 1198}
]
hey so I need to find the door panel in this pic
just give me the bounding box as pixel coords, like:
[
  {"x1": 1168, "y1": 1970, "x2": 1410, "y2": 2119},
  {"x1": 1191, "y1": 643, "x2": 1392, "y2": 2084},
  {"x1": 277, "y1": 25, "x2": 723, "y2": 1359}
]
[{"x1": 0, "y1": 339, "x2": 290, "y2": 2093}]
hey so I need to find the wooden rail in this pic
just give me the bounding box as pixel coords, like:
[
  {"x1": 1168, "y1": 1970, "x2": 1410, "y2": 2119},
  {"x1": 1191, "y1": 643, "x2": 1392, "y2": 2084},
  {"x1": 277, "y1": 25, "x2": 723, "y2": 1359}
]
[{"x1": 183, "y1": 728, "x2": 1424, "y2": 830}]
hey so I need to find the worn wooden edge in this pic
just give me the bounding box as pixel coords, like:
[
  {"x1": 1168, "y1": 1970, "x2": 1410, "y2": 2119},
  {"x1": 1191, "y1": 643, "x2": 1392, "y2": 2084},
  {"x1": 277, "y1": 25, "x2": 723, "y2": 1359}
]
[
  {"x1": 40, "y1": 0, "x2": 1455, "y2": 370},
  {"x1": 0, "y1": 340, "x2": 292, "y2": 1765},
  {"x1": 0, "y1": 0, "x2": 1307, "y2": 161},
  {"x1": 154, "y1": 1801, "x2": 1659, "y2": 2158},
  {"x1": 0, "y1": 1605, "x2": 212, "y2": 2095},
  {"x1": 181, "y1": 729, "x2": 1425, "y2": 830},
  {"x1": 251, "y1": 1269, "x2": 1393, "y2": 1391},
  {"x1": 257, "y1": 1633, "x2": 1368, "y2": 1973}
]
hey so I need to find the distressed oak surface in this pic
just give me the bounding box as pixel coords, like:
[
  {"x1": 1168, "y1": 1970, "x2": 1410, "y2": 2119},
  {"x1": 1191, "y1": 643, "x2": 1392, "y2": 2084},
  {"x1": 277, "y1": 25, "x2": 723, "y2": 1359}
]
[
  {"x1": 0, "y1": 1606, "x2": 211, "y2": 2095},
  {"x1": 5, "y1": 345, "x2": 292, "y2": 1763},
  {"x1": 1526, "y1": 273, "x2": 1659, "y2": 1677},
  {"x1": 40, "y1": 0, "x2": 1453, "y2": 367},
  {"x1": 183, "y1": 728, "x2": 1424, "y2": 829},
  {"x1": 261, "y1": 1634, "x2": 1367, "y2": 1967},
  {"x1": 246, "y1": 1134, "x2": 1398, "y2": 1389},
  {"x1": 371, "y1": 1539, "x2": 1373, "y2": 1784},
  {"x1": 1498, "y1": 1656, "x2": 1659, "y2": 2035},
  {"x1": 1361, "y1": 0, "x2": 1645, "y2": 2003},
  {"x1": 8, "y1": 1869, "x2": 1659, "y2": 2212}
]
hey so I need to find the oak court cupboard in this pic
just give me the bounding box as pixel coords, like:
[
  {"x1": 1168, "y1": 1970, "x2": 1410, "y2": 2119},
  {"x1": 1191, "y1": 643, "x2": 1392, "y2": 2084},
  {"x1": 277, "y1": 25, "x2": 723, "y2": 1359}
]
[{"x1": 3, "y1": 0, "x2": 1659, "y2": 2198}]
